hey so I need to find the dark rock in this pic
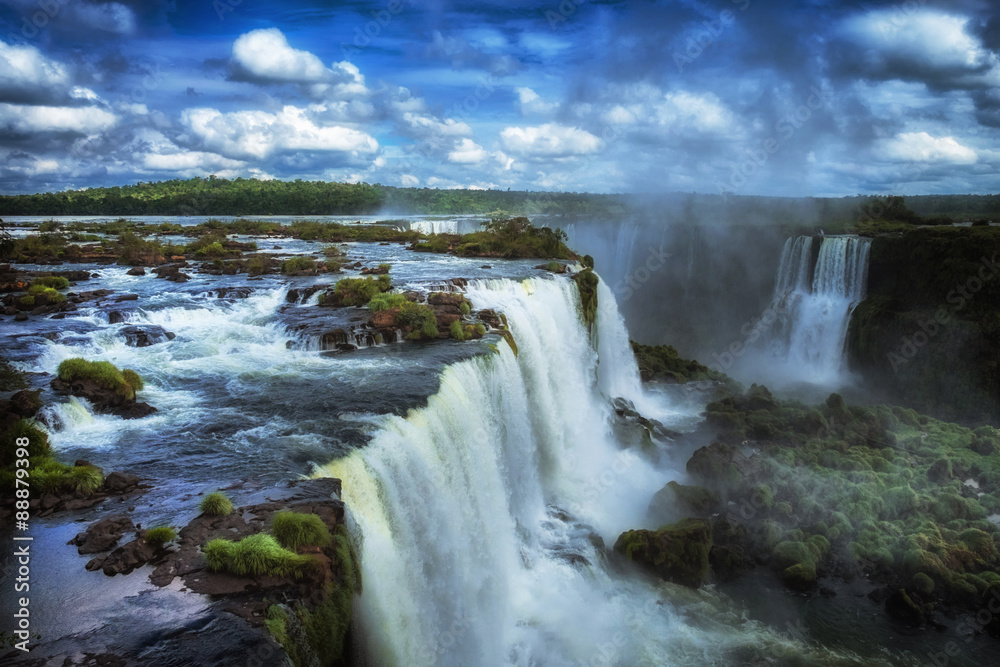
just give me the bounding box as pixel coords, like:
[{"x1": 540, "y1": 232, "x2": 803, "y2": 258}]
[
  {"x1": 687, "y1": 442, "x2": 755, "y2": 492},
  {"x1": 613, "y1": 518, "x2": 712, "y2": 588},
  {"x1": 886, "y1": 588, "x2": 927, "y2": 626},
  {"x1": 649, "y1": 481, "x2": 719, "y2": 520},
  {"x1": 108, "y1": 310, "x2": 126, "y2": 324},
  {"x1": 115, "y1": 293, "x2": 139, "y2": 301},
  {"x1": 14, "y1": 313, "x2": 28, "y2": 321},
  {"x1": 50, "y1": 377, "x2": 157, "y2": 420},
  {"x1": 428, "y1": 292, "x2": 465, "y2": 307},
  {"x1": 104, "y1": 471, "x2": 141, "y2": 492},
  {"x1": 4, "y1": 306, "x2": 16, "y2": 315},
  {"x1": 709, "y1": 516, "x2": 754, "y2": 582},
  {"x1": 101, "y1": 536, "x2": 160, "y2": 576},
  {"x1": 10, "y1": 389, "x2": 42, "y2": 418},
  {"x1": 70, "y1": 513, "x2": 136, "y2": 554},
  {"x1": 214, "y1": 287, "x2": 253, "y2": 299},
  {"x1": 480, "y1": 264, "x2": 492, "y2": 269},
  {"x1": 478, "y1": 309, "x2": 501, "y2": 328},
  {"x1": 120, "y1": 325, "x2": 175, "y2": 347},
  {"x1": 127, "y1": 267, "x2": 145, "y2": 276}
]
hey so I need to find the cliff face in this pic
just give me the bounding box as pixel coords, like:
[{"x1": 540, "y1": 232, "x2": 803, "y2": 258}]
[{"x1": 847, "y1": 226, "x2": 1000, "y2": 424}]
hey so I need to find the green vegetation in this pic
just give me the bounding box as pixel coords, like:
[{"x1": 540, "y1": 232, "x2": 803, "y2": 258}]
[
  {"x1": 57, "y1": 358, "x2": 144, "y2": 400},
  {"x1": 414, "y1": 216, "x2": 573, "y2": 259},
  {"x1": 272, "y1": 512, "x2": 332, "y2": 551},
  {"x1": 32, "y1": 276, "x2": 69, "y2": 289},
  {"x1": 0, "y1": 357, "x2": 27, "y2": 391},
  {"x1": 572, "y1": 269, "x2": 599, "y2": 327},
  {"x1": 27, "y1": 284, "x2": 65, "y2": 303},
  {"x1": 322, "y1": 245, "x2": 346, "y2": 272},
  {"x1": 324, "y1": 275, "x2": 392, "y2": 307},
  {"x1": 144, "y1": 526, "x2": 176, "y2": 545},
  {"x1": 692, "y1": 385, "x2": 1000, "y2": 602},
  {"x1": 265, "y1": 525, "x2": 360, "y2": 667},
  {"x1": 613, "y1": 519, "x2": 713, "y2": 588},
  {"x1": 632, "y1": 342, "x2": 735, "y2": 385},
  {"x1": 366, "y1": 293, "x2": 409, "y2": 311},
  {"x1": 397, "y1": 302, "x2": 438, "y2": 340},
  {"x1": 282, "y1": 256, "x2": 318, "y2": 274},
  {"x1": 0, "y1": 419, "x2": 104, "y2": 497},
  {"x1": 199, "y1": 491, "x2": 234, "y2": 517},
  {"x1": 203, "y1": 533, "x2": 317, "y2": 579}
]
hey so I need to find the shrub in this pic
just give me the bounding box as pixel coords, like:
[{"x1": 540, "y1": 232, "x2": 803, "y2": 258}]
[
  {"x1": 203, "y1": 533, "x2": 317, "y2": 578},
  {"x1": 282, "y1": 256, "x2": 317, "y2": 274},
  {"x1": 397, "y1": 302, "x2": 438, "y2": 339},
  {"x1": 329, "y1": 275, "x2": 392, "y2": 306},
  {"x1": 459, "y1": 301, "x2": 471, "y2": 316},
  {"x1": 145, "y1": 526, "x2": 176, "y2": 545},
  {"x1": 450, "y1": 320, "x2": 466, "y2": 341},
  {"x1": 367, "y1": 293, "x2": 408, "y2": 311},
  {"x1": 57, "y1": 358, "x2": 143, "y2": 399},
  {"x1": 200, "y1": 491, "x2": 234, "y2": 516},
  {"x1": 194, "y1": 241, "x2": 226, "y2": 258},
  {"x1": 272, "y1": 512, "x2": 332, "y2": 551},
  {"x1": 27, "y1": 285, "x2": 66, "y2": 303},
  {"x1": 32, "y1": 276, "x2": 69, "y2": 290}
]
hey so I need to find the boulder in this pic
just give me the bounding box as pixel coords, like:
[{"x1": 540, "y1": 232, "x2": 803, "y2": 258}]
[
  {"x1": 613, "y1": 518, "x2": 712, "y2": 588},
  {"x1": 70, "y1": 513, "x2": 136, "y2": 554},
  {"x1": 99, "y1": 537, "x2": 162, "y2": 576},
  {"x1": 104, "y1": 471, "x2": 141, "y2": 493},
  {"x1": 120, "y1": 325, "x2": 176, "y2": 347},
  {"x1": 649, "y1": 481, "x2": 719, "y2": 520},
  {"x1": 9, "y1": 390, "x2": 42, "y2": 418},
  {"x1": 126, "y1": 267, "x2": 145, "y2": 276},
  {"x1": 885, "y1": 588, "x2": 927, "y2": 626}
]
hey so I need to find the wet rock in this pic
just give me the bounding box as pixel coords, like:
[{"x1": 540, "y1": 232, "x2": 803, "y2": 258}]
[
  {"x1": 14, "y1": 313, "x2": 27, "y2": 321},
  {"x1": 70, "y1": 513, "x2": 136, "y2": 554},
  {"x1": 613, "y1": 518, "x2": 712, "y2": 588},
  {"x1": 108, "y1": 310, "x2": 126, "y2": 324},
  {"x1": 478, "y1": 308, "x2": 501, "y2": 328},
  {"x1": 214, "y1": 286, "x2": 253, "y2": 299},
  {"x1": 100, "y1": 536, "x2": 161, "y2": 576},
  {"x1": 120, "y1": 325, "x2": 175, "y2": 347},
  {"x1": 127, "y1": 267, "x2": 145, "y2": 276},
  {"x1": 115, "y1": 293, "x2": 139, "y2": 302},
  {"x1": 9, "y1": 389, "x2": 42, "y2": 418},
  {"x1": 50, "y1": 377, "x2": 157, "y2": 420},
  {"x1": 104, "y1": 471, "x2": 141, "y2": 493},
  {"x1": 649, "y1": 481, "x2": 719, "y2": 520}
]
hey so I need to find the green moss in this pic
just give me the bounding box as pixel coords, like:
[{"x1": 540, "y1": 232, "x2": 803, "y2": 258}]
[
  {"x1": 459, "y1": 301, "x2": 471, "y2": 316},
  {"x1": 572, "y1": 269, "x2": 599, "y2": 328},
  {"x1": 145, "y1": 526, "x2": 176, "y2": 545},
  {"x1": 613, "y1": 518, "x2": 712, "y2": 588},
  {"x1": 57, "y1": 358, "x2": 143, "y2": 399},
  {"x1": 911, "y1": 572, "x2": 935, "y2": 595},
  {"x1": 396, "y1": 302, "x2": 438, "y2": 340},
  {"x1": 18, "y1": 295, "x2": 34, "y2": 307},
  {"x1": 203, "y1": 533, "x2": 317, "y2": 578},
  {"x1": 199, "y1": 491, "x2": 234, "y2": 516},
  {"x1": 195, "y1": 241, "x2": 227, "y2": 258},
  {"x1": 272, "y1": 512, "x2": 332, "y2": 551},
  {"x1": 782, "y1": 563, "x2": 817, "y2": 590},
  {"x1": 450, "y1": 319, "x2": 466, "y2": 341}
]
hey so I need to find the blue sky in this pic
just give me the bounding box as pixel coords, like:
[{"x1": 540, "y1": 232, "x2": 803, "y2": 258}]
[{"x1": 1, "y1": 0, "x2": 999, "y2": 196}]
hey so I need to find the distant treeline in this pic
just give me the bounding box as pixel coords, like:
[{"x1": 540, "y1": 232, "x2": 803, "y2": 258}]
[
  {"x1": 0, "y1": 177, "x2": 996, "y2": 221},
  {"x1": 0, "y1": 177, "x2": 627, "y2": 217}
]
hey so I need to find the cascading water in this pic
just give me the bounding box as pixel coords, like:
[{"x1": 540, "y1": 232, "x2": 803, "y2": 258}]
[
  {"x1": 761, "y1": 235, "x2": 871, "y2": 384},
  {"x1": 314, "y1": 276, "x2": 862, "y2": 666}
]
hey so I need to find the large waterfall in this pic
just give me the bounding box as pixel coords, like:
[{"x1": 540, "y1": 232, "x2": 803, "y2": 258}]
[
  {"x1": 760, "y1": 235, "x2": 871, "y2": 384},
  {"x1": 314, "y1": 276, "x2": 834, "y2": 666}
]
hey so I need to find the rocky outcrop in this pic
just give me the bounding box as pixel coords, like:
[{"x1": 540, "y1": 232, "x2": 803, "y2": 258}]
[
  {"x1": 613, "y1": 518, "x2": 713, "y2": 588},
  {"x1": 70, "y1": 513, "x2": 137, "y2": 554},
  {"x1": 50, "y1": 377, "x2": 157, "y2": 419},
  {"x1": 120, "y1": 325, "x2": 176, "y2": 347},
  {"x1": 153, "y1": 263, "x2": 191, "y2": 282}
]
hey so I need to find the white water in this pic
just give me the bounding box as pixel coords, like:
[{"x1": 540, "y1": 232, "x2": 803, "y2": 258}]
[
  {"x1": 760, "y1": 235, "x2": 871, "y2": 385},
  {"x1": 316, "y1": 276, "x2": 868, "y2": 666}
]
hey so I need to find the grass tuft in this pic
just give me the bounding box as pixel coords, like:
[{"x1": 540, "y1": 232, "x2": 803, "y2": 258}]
[
  {"x1": 199, "y1": 491, "x2": 234, "y2": 516},
  {"x1": 203, "y1": 533, "x2": 317, "y2": 578},
  {"x1": 272, "y1": 511, "x2": 332, "y2": 551},
  {"x1": 145, "y1": 526, "x2": 176, "y2": 545}
]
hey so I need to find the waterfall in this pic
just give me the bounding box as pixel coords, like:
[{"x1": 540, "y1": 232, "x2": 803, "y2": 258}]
[
  {"x1": 314, "y1": 276, "x2": 750, "y2": 666},
  {"x1": 763, "y1": 235, "x2": 871, "y2": 384}
]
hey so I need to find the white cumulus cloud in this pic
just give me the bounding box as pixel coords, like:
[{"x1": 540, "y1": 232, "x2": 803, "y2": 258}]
[
  {"x1": 0, "y1": 103, "x2": 116, "y2": 134},
  {"x1": 500, "y1": 123, "x2": 602, "y2": 158},
  {"x1": 882, "y1": 132, "x2": 978, "y2": 164},
  {"x1": 181, "y1": 106, "x2": 379, "y2": 161}
]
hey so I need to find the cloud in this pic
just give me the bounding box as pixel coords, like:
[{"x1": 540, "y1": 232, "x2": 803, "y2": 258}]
[
  {"x1": 881, "y1": 132, "x2": 978, "y2": 164},
  {"x1": 0, "y1": 41, "x2": 72, "y2": 105},
  {"x1": 0, "y1": 103, "x2": 117, "y2": 134},
  {"x1": 230, "y1": 29, "x2": 370, "y2": 99},
  {"x1": 180, "y1": 106, "x2": 379, "y2": 161},
  {"x1": 448, "y1": 138, "x2": 488, "y2": 164},
  {"x1": 515, "y1": 87, "x2": 558, "y2": 116},
  {"x1": 500, "y1": 124, "x2": 603, "y2": 159}
]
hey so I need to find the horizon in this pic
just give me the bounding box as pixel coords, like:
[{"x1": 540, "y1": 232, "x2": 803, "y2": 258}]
[{"x1": 2, "y1": 1, "x2": 1000, "y2": 197}]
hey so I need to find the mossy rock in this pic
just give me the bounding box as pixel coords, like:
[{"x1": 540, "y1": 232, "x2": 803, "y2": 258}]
[
  {"x1": 781, "y1": 563, "x2": 817, "y2": 591},
  {"x1": 613, "y1": 518, "x2": 712, "y2": 588},
  {"x1": 911, "y1": 572, "x2": 935, "y2": 596},
  {"x1": 885, "y1": 588, "x2": 927, "y2": 627},
  {"x1": 649, "y1": 481, "x2": 719, "y2": 519}
]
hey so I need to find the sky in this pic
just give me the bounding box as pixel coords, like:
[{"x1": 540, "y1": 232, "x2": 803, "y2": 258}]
[{"x1": 0, "y1": 0, "x2": 999, "y2": 197}]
